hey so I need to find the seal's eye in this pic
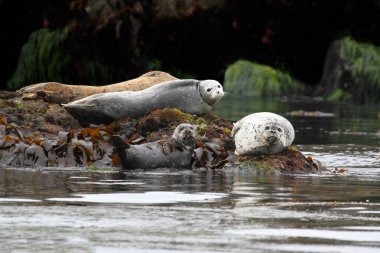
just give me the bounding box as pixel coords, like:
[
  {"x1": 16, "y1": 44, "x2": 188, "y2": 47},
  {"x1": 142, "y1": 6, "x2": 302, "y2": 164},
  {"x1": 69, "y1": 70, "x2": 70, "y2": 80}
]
[
  {"x1": 207, "y1": 88, "x2": 212, "y2": 92},
  {"x1": 217, "y1": 85, "x2": 221, "y2": 88},
  {"x1": 278, "y1": 128, "x2": 282, "y2": 132},
  {"x1": 265, "y1": 126, "x2": 270, "y2": 130}
]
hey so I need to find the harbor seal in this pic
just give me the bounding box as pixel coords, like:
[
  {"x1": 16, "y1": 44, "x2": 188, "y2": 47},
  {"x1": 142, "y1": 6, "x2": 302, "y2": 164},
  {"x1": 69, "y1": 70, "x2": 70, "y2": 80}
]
[
  {"x1": 64, "y1": 79, "x2": 224, "y2": 126},
  {"x1": 112, "y1": 123, "x2": 197, "y2": 170},
  {"x1": 231, "y1": 112, "x2": 294, "y2": 155}
]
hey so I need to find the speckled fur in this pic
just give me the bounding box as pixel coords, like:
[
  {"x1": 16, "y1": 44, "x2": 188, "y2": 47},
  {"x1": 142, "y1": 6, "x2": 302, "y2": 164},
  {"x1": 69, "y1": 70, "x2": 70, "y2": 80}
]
[
  {"x1": 123, "y1": 123, "x2": 197, "y2": 170},
  {"x1": 64, "y1": 79, "x2": 224, "y2": 126},
  {"x1": 231, "y1": 112, "x2": 295, "y2": 155}
]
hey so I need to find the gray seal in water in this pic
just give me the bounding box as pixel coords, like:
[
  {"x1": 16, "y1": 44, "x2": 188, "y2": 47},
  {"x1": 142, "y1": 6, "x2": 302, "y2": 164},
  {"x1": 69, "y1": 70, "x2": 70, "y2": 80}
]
[
  {"x1": 112, "y1": 123, "x2": 197, "y2": 170},
  {"x1": 231, "y1": 112, "x2": 294, "y2": 155},
  {"x1": 64, "y1": 79, "x2": 224, "y2": 126}
]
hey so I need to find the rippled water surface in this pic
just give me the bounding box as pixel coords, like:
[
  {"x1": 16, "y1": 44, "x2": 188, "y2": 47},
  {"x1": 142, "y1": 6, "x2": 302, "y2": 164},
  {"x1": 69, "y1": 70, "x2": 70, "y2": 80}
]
[{"x1": 1, "y1": 95, "x2": 380, "y2": 252}]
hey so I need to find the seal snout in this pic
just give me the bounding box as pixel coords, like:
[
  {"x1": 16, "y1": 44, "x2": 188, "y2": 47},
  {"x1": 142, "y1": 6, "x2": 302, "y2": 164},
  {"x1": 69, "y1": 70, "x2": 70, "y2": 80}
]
[
  {"x1": 182, "y1": 128, "x2": 196, "y2": 142},
  {"x1": 267, "y1": 135, "x2": 278, "y2": 144},
  {"x1": 184, "y1": 129, "x2": 193, "y2": 135}
]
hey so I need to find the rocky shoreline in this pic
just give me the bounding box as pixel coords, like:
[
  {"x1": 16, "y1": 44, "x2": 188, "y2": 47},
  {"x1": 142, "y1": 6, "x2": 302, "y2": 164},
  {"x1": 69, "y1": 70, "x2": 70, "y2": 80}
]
[{"x1": 0, "y1": 71, "x2": 327, "y2": 174}]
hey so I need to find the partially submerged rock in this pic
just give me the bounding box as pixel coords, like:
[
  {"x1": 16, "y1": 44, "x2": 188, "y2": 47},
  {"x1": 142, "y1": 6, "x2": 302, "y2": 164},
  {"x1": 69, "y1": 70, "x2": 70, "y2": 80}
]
[
  {"x1": 225, "y1": 147, "x2": 325, "y2": 174},
  {"x1": 0, "y1": 107, "x2": 324, "y2": 174},
  {"x1": 1, "y1": 71, "x2": 326, "y2": 174}
]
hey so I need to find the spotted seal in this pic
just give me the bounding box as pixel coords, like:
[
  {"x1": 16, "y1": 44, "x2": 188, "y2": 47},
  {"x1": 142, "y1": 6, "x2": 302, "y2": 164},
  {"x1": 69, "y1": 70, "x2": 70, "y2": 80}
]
[
  {"x1": 112, "y1": 123, "x2": 197, "y2": 170},
  {"x1": 64, "y1": 79, "x2": 224, "y2": 126},
  {"x1": 231, "y1": 112, "x2": 294, "y2": 155}
]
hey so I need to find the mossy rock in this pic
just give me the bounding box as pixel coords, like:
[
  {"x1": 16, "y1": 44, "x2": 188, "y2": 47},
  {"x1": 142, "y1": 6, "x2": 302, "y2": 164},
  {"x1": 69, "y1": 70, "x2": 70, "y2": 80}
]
[
  {"x1": 227, "y1": 148, "x2": 324, "y2": 174},
  {"x1": 224, "y1": 60, "x2": 302, "y2": 97},
  {"x1": 136, "y1": 108, "x2": 233, "y2": 141},
  {"x1": 7, "y1": 28, "x2": 128, "y2": 90},
  {"x1": 7, "y1": 29, "x2": 72, "y2": 90},
  {"x1": 316, "y1": 36, "x2": 380, "y2": 104},
  {"x1": 136, "y1": 108, "x2": 215, "y2": 134}
]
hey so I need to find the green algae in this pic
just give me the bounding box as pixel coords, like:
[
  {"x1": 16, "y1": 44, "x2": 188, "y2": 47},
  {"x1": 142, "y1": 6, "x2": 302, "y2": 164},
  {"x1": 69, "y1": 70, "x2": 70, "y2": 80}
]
[
  {"x1": 7, "y1": 28, "x2": 71, "y2": 89},
  {"x1": 326, "y1": 37, "x2": 380, "y2": 104},
  {"x1": 224, "y1": 60, "x2": 302, "y2": 97},
  {"x1": 6, "y1": 28, "x2": 125, "y2": 89}
]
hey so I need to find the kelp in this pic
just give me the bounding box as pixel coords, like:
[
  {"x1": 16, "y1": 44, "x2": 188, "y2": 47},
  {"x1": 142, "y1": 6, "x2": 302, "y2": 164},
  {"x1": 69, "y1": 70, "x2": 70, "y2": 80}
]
[{"x1": 224, "y1": 60, "x2": 302, "y2": 97}]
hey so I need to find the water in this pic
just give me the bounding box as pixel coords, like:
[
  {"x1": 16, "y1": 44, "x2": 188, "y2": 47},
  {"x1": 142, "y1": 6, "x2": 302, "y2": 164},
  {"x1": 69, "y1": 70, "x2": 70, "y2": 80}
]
[{"x1": 1, "y1": 94, "x2": 380, "y2": 253}]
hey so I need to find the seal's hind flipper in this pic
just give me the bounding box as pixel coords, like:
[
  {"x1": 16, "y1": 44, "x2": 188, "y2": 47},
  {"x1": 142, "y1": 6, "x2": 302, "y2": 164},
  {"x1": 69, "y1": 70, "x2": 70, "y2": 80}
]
[
  {"x1": 111, "y1": 135, "x2": 130, "y2": 171},
  {"x1": 231, "y1": 122, "x2": 240, "y2": 138}
]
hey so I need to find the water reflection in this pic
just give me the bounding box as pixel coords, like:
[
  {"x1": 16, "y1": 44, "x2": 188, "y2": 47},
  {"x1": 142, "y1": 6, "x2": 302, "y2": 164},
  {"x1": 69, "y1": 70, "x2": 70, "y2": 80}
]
[{"x1": 0, "y1": 164, "x2": 379, "y2": 252}]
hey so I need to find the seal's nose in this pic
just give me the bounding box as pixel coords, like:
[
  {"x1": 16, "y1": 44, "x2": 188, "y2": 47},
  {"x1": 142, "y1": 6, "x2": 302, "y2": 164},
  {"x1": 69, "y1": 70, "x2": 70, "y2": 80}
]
[{"x1": 267, "y1": 136, "x2": 277, "y2": 144}]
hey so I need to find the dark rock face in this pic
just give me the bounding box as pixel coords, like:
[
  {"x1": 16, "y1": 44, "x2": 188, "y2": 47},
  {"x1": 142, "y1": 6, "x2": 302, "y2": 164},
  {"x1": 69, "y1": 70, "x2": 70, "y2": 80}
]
[{"x1": 4, "y1": 1, "x2": 380, "y2": 90}]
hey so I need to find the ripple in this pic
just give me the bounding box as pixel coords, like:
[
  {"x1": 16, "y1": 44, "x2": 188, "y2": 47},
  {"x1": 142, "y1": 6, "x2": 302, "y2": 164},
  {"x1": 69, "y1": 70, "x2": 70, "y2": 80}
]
[
  {"x1": 0, "y1": 198, "x2": 41, "y2": 203},
  {"x1": 47, "y1": 191, "x2": 229, "y2": 204},
  {"x1": 227, "y1": 228, "x2": 380, "y2": 242}
]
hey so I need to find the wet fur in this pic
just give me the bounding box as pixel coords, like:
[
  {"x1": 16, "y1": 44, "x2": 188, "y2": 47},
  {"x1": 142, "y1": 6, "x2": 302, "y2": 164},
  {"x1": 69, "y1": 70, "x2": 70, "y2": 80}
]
[
  {"x1": 65, "y1": 80, "x2": 224, "y2": 126},
  {"x1": 113, "y1": 124, "x2": 197, "y2": 170},
  {"x1": 231, "y1": 112, "x2": 294, "y2": 155}
]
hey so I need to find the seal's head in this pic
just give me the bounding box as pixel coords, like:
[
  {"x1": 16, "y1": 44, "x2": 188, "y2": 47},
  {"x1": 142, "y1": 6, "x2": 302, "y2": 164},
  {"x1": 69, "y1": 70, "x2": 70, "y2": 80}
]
[
  {"x1": 199, "y1": 80, "x2": 224, "y2": 106},
  {"x1": 172, "y1": 123, "x2": 197, "y2": 147},
  {"x1": 260, "y1": 123, "x2": 287, "y2": 146}
]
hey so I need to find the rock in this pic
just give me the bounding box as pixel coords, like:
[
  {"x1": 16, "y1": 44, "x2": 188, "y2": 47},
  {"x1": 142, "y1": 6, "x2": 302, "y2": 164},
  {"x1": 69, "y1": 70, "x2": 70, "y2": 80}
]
[
  {"x1": 225, "y1": 148, "x2": 326, "y2": 174},
  {"x1": 314, "y1": 36, "x2": 380, "y2": 104},
  {"x1": 0, "y1": 107, "x2": 326, "y2": 173},
  {"x1": 0, "y1": 69, "x2": 326, "y2": 174},
  {"x1": 224, "y1": 60, "x2": 302, "y2": 97},
  {"x1": 153, "y1": 0, "x2": 225, "y2": 20}
]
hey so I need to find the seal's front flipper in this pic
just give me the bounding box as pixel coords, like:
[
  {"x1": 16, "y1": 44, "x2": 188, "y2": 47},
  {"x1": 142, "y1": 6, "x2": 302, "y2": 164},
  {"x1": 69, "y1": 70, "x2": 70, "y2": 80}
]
[{"x1": 111, "y1": 135, "x2": 130, "y2": 171}]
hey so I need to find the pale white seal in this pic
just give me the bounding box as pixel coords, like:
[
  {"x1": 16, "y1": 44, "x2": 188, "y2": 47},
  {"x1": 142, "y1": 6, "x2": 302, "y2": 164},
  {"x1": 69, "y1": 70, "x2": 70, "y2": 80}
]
[
  {"x1": 231, "y1": 112, "x2": 295, "y2": 155},
  {"x1": 64, "y1": 79, "x2": 224, "y2": 126}
]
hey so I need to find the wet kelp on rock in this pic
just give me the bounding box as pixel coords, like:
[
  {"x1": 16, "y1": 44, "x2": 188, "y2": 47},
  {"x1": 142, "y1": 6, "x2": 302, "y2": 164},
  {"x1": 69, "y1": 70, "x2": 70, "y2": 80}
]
[{"x1": 0, "y1": 105, "x2": 324, "y2": 174}]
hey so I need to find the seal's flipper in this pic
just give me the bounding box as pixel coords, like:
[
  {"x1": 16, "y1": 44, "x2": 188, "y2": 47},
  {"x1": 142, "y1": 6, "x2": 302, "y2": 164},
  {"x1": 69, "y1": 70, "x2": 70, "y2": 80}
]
[
  {"x1": 162, "y1": 142, "x2": 173, "y2": 155},
  {"x1": 111, "y1": 135, "x2": 130, "y2": 171},
  {"x1": 231, "y1": 122, "x2": 240, "y2": 138}
]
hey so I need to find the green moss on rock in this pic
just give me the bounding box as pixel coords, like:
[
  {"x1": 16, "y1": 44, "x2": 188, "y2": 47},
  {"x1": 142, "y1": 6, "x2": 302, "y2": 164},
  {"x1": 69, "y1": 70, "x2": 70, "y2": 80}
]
[
  {"x1": 327, "y1": 88, "x2": 352, "y2": 102},
  {"x1": 224, "y1": 60, "x2": 302, "y2": 97},
  {"x1": 7, "y1": 28, "x2": 132, "y2": 89},
  {"x1": 229, "y1": 148, "x2": 323, "y2": 174},
  {"x1": 7, "y1": 28, "x2": 71, "y2": 89},
  {"x1": 317, "y1": 37, "x2": 380, "y2": 104}
]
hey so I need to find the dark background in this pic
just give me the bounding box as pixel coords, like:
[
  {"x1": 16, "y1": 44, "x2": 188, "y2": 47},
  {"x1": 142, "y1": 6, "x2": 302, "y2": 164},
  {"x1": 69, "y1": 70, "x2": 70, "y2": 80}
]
[{"x1": 1, "y1": 0, "x2": 380, "y2": 89}]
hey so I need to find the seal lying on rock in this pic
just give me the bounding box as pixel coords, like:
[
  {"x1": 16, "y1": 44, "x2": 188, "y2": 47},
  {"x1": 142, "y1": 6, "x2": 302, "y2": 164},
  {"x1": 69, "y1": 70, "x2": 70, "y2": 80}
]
[
  {"x1": 17, "y1": 71, "x2": 177, "y2": 104},
  {"x1": 112, "y1": 123, "x2": 197, "y2": 170},
  {"x1": 231, "y1": 112, "x2": 294, "y2": 155},
  {"x1": 64, "y1": 79, "x2": 224, "y2": 126}
]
